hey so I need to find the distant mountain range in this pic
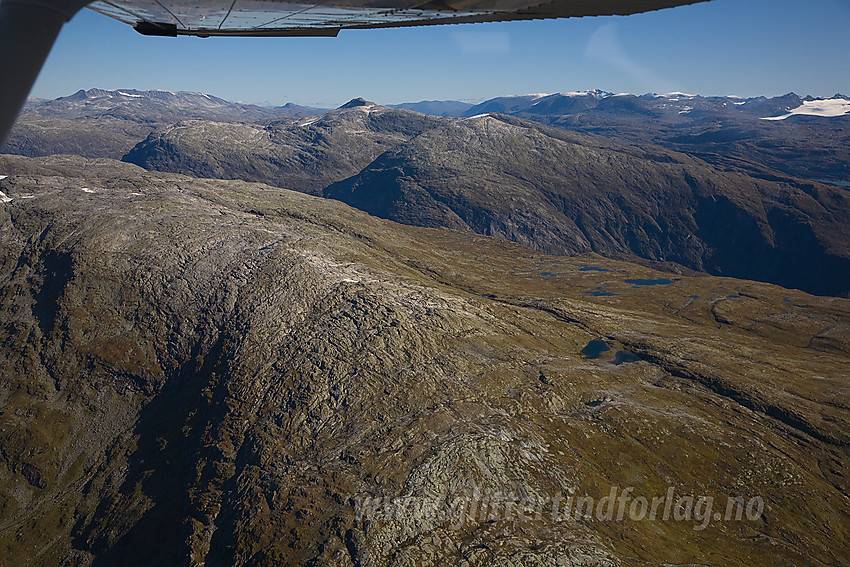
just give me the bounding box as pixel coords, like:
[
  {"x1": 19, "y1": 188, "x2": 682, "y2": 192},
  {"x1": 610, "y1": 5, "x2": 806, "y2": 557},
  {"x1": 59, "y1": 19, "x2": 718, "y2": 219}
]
[
  {"x1": 459, "y1": 90, "x2": 850, "y2": 119},
  {"x1": 6, "y1": 89, "x2": 314, "y2": 159},
  {"x1": 455, "y1": 91, "x2": 850, "y2": 184},
  {"x1": 10, "y1": 88, "x2": 849, "y2": 183},
  {"x1": 18, "y1": 88, "x2": 850, "y2": 123},
  {"x1": 392, "y1": 89, "x2": 850, "y2": 123},
  {"x1": 24, "y1": 88, "x2": 314, "y2": 122}
]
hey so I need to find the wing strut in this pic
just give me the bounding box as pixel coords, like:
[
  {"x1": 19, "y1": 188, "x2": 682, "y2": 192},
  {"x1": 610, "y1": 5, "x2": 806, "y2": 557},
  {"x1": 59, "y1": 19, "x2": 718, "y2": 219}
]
[{"x1": 0, "y1": 0, "x2": 89, "y2": 149}]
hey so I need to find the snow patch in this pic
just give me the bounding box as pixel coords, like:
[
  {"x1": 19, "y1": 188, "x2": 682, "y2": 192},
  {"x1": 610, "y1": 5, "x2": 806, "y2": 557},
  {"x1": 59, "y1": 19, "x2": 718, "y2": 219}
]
[
  {"x1": 0, "y1": 175, "x2": 7, "y2": 180},
  {"x1": 129, "y1": 192, "x2": 144, "y2": 196},
  {"x1": 0, "y1": 191, "x2": 11, "y2": 203},
  {"x1": 355, "y1": 104, "x2": 382, "y2": 114},
  {"x1": 762, "y1": 98, "x2": 850, "y2": 120},
  {"x1": 563, "y1": 89, "x2": 611, "y2": 99},
  {"x1": 117, "y1": 91, "x2": 143, "y2": 98},
  {"x1": 501, "y1": 92, "x2": 551, "y2": 99},
  {"x1": 80, "y1": 187, "x2": 95, "y2": 193},
  {"x1": 341, "y1": 279, "x2": 359, "y2": 284},
  {"x1": 465, "y1": 113, "x2": 492, "y2": 119}
]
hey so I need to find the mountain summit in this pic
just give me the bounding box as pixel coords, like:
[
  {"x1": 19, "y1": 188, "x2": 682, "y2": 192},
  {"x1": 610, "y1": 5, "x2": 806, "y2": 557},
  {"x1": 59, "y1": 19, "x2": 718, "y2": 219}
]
[{"x1": 339, "y1": 97, "x2": 375, "y2": 109}]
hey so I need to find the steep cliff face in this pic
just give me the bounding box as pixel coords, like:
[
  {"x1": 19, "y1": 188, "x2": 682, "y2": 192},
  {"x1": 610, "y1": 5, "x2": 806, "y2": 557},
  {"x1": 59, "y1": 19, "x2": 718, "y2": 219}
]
[
  {"x1": 325, "y1": 114, "x2": 850, "y2": 296},
  {"x1": 0, "y1": 155, "x2": 848, "y2": 566}
]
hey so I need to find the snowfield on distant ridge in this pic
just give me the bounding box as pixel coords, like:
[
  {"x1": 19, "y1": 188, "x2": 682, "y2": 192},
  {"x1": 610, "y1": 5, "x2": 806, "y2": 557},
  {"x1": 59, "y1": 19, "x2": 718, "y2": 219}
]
[{"x1": 762, "y1": 98, "x2": 850, "y2": 120}]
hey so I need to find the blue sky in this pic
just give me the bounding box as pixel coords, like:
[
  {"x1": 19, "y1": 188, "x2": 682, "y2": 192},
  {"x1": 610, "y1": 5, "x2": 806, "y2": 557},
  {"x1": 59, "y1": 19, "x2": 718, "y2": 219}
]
[{"x1": 32, "y1": 0, "x2": 850, "y2": 108}]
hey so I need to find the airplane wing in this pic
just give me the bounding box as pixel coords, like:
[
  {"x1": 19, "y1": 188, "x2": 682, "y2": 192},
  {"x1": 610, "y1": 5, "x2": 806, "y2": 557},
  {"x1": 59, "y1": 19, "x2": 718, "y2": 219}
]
[
  {"x1": 0, "y1": 0, "x2": 708, "y2": 147},
  {"x1": 86, "y1": 0, "x2": 708, "y2": 37}
]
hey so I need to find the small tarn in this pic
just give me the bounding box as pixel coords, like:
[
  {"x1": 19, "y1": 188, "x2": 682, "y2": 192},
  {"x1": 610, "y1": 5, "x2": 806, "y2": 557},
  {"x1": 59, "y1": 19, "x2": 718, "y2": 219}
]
[{"x1": 581, "y1": 339, "x2": 610, "y2": 359}]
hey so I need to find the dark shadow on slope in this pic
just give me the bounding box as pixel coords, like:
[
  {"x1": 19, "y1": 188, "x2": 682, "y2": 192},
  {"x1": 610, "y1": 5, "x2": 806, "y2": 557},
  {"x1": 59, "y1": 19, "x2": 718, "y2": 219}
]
[
  {"x1": 33, "y1": 250, "x2": 73, "y2": 335},
  {"x1": 72, "y1": 331, "x2": 231, "y2": 566}
]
